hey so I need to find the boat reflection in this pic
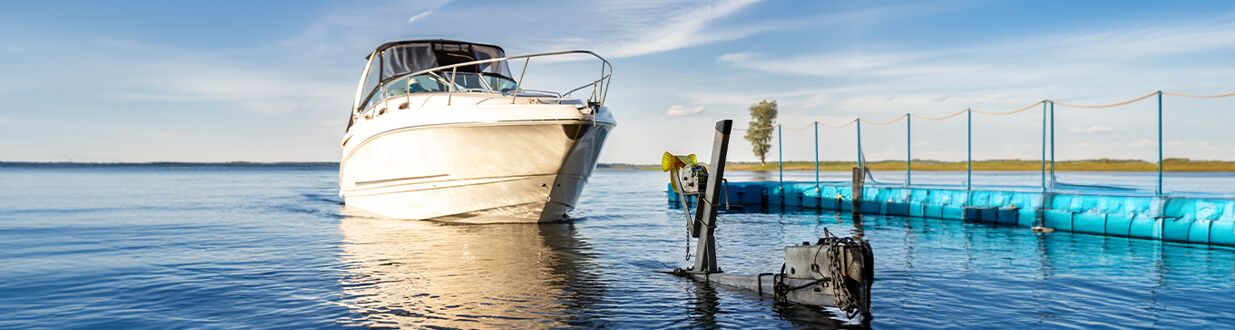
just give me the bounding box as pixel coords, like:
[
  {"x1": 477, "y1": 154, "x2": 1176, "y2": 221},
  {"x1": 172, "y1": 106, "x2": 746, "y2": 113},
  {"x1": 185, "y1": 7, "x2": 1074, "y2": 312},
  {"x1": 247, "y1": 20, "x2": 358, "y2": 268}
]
[{"x1": 337, "y1": 211, "x2": 601, "y2": 328}]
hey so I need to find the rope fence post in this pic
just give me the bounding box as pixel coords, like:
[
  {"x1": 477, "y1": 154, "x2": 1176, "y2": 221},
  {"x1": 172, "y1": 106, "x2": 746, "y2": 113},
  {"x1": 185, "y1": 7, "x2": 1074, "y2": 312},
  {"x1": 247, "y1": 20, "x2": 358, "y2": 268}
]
[
  {"x1": 814, "y1": 121, "x2": 820, "y2": 190},
  {"x1": 1041, "y1": 101, "x2": 1047, "y2": 191},
  {"x1": 856, "y1": 118, "x2": 863, "y2": 168},
  {"x1": 967, "y1": 108, "x2": 972, "y2": 191},
  {"x1": 906, "y1": 114, "x2": 912, "y2": 186},
  {"x1": 1157, "y1": 90, "x2": 1163, "y2": 195},
  {"x1": 1050, "y1": 101, "x2": 1055, "y2": 189},
  {"x1": 778, "y1": 124, "x2": 783, "y2": 192}
]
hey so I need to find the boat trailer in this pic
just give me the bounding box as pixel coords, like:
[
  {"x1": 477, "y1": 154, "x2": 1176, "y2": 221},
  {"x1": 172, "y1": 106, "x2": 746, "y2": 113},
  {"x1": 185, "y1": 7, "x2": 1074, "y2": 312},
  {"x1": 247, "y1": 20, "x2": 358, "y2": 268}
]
[{"x1": 664, "y1": 119, "x2": 875, "y2": 320}]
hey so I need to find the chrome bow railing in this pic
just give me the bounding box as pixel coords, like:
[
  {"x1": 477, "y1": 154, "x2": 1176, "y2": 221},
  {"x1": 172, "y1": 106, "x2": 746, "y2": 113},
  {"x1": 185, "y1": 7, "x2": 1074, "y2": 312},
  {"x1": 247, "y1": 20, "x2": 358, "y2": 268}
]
[{"x1": 355, "y1": 50, "x2": 612, "y2": 115}]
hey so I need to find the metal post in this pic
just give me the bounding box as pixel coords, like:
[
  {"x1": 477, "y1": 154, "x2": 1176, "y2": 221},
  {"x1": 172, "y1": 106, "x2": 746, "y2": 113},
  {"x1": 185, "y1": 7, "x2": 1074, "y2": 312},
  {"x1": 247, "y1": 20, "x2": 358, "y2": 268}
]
[
  {"x1": 692, "y1": 120, "x2": 733, "y2": 274},
  {"x1": 906, "y1": 114, "x2": 912, "y2": 186},
  {"x1": 967, "y1": 108, "x2": 972, "y2": 191},
  {"x1": 856, "y1": 119, "x2": 863, "y2": 168},
  {"x1": 778, "y1": 124, "x2": 783, "y2": 191},
  {"x1": 852, "y1": 167, "x2": 865, "y2": 215},
  {"x1": 1050, "y1": 101, "x2": 1055, "y2": 189},
  {"x1": 447, "y1": 67, "x2": 457, "y2": 106},
  {"x1": 1040, "y1": 101, "x2": 1051, "y2": 228},
  {"x1": 380, "y1": 84, "x2": 388, "y2": 114},
  {"x1": 511, "y1": 57, "x2": 531, "y2": 104},
  {"x1": 814, "y1": 121, "x2": 820, "y2": 190},
  {"x1": 594, "y1": 61, "x2": 605, "y2": 100},
  {"x1": 1157, "y1": 91, "x2": 1164, "y2": 195}
]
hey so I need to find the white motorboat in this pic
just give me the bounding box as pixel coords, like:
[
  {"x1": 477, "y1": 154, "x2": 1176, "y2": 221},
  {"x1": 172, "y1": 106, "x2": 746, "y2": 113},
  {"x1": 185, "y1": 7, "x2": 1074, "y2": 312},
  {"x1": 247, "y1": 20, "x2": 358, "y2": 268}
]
[{"x1": 339, "y1": 40, "x2": 615, "y2": 223}]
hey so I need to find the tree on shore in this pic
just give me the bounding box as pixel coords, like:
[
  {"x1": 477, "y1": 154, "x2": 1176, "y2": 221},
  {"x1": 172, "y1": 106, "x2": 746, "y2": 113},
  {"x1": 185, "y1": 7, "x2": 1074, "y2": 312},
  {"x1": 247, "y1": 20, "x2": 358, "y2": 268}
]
[{"x1": 744, "y1": 100, "x2": 778, "y2": 165}]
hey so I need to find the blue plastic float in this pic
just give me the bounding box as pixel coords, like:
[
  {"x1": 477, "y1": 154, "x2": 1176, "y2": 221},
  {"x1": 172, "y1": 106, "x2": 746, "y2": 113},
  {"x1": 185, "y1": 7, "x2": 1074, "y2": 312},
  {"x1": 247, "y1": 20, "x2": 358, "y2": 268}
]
[{"x1": 669, "y1": 181, "x2": 1235, "y2": 247}]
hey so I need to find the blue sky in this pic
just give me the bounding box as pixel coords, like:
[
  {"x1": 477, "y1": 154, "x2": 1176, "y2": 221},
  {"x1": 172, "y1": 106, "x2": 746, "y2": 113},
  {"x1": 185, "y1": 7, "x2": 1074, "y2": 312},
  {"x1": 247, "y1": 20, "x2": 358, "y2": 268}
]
[{"x1": 2, "y1": 0, "x2": 1235, "y2": 163}]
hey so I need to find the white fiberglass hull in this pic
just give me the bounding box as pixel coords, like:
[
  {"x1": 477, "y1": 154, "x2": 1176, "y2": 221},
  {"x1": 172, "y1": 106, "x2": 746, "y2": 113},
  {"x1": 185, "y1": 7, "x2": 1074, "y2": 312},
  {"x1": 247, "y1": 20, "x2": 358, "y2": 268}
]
[{"x1": 340, "y1": 97, "x2": 613, "y2": 223}]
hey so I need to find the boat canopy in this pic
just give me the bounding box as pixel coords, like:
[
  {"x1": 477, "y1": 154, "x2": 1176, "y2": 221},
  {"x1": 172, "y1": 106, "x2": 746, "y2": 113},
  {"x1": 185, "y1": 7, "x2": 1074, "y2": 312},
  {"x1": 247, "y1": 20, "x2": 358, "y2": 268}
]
[
  {"x1": 370, "y1": 40, "x2": 510, "y2": 77},
  {"x1": 355, "y1": 40, "x2": 512, "y2": 108}
]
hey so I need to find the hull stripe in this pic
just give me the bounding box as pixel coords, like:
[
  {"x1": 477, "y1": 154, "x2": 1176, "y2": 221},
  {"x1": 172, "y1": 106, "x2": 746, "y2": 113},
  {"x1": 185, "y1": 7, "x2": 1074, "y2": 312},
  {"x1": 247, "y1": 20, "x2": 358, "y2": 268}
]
[
  {"x1": 344, "y1": 175, "x2": 544, "y2": 197},
  {"x1": 354, "y1": 173, "x2": 449, "y2": 186},
  {"x1": 345, "y1": 172, "x2": 559, "y2": 193}
]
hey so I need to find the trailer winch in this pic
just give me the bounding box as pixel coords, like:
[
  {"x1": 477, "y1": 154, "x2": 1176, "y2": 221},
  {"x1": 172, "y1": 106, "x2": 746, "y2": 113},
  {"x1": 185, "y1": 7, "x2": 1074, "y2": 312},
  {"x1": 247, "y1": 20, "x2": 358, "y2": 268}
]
[{"x1": 663, "y1": 119, "x2": 874, "y2": 321}]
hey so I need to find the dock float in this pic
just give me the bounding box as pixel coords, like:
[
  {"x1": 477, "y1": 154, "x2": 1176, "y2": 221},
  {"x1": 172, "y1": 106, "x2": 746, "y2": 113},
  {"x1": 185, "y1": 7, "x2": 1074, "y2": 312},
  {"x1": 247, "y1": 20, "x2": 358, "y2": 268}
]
[
  {"x1": 669, "y1": 181, "x2": 1235, "y2": 247},
  {"x1": 667, "y1": 89, "x2": 1235, "y2": 247}
]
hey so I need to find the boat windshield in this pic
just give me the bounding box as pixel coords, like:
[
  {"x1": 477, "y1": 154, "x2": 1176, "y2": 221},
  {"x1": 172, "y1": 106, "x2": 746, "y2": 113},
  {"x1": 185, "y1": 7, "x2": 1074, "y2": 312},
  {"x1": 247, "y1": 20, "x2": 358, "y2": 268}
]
[
  {"x1": 356, "y1": 41, "x2": 514, "y2": 110},
  {"x1": 360, "y1": 72, "x2": 520, "y2": 110}
]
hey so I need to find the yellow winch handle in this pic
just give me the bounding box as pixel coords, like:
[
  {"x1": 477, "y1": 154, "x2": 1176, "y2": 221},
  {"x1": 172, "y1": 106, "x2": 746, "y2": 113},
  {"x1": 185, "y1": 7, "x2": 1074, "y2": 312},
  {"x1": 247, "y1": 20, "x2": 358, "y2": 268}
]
[{"x1": 661, "y1": 152, "x2": 698, "y2": 172}]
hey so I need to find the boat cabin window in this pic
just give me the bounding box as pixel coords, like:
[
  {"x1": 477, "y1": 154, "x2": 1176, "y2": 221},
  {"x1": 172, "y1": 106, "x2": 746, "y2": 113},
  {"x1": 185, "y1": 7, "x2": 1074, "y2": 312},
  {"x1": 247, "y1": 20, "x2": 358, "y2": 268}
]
[
  {"x1": 380, "y1": 43, "x2": 437, "y2": 80},
  {"x1": 356, "y1": 41, "x2": 517, "y2": 113},
  {"x1": 359, "y1": 58, "x2": 381, "y2": 104},
  {"x1": 378, "y1": 42, "x2": 511, "y2": 81}
]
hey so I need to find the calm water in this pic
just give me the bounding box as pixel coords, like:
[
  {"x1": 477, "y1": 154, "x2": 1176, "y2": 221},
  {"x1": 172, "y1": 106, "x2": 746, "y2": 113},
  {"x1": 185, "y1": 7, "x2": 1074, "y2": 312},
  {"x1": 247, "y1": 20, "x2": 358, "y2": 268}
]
[{"x1": 2, "y1": 166, "x2": 1234, "y2": 329}]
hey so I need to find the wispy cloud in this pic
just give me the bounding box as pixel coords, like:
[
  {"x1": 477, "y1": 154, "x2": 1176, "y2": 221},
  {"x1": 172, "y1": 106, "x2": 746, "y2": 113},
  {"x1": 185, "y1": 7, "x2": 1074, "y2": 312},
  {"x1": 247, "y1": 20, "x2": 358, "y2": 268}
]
[
  {"x1": 666, "y1": 105, "x2": 707, "y2": 117},
  {"x1": 407, "y1": 10, "x2": 435, "y2": 24},
  {"x1": 707, "y1": 13, "x2": 1235, "y2": 114},
  {"x1": 1068, "y1": 126, "x2": 1122, "y2": 134},
  {"x1": 594, "y1": 0, "x2": 760, "y2": 58},
  {"x1": 569, "y1": 1, "x2": 926, "y2": 58},
  {"x1": 719, "y1": 13, "x2": 1235, "y2": 77},
  {"x1": 407, "y1": 0, "x2": 451, "y2": 25},
  {"x1": 716, "y1": 51, "x2": 946, "y2": 78},
  {"x1": 106, "y1": 62, "x2": 351, "y2": 114},
  {"x1": 278, "y1": 0, "x2": 449, "y2": 61},
  {"x1": 6, "y1": 1, "x2": 1235, "y2": 162}
]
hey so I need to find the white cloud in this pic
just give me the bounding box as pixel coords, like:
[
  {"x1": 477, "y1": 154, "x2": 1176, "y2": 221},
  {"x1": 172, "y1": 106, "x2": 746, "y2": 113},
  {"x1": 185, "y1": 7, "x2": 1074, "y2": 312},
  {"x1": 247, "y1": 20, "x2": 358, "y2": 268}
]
[
  {"x1": 661, "y1": 13, "x2": 1235, "y2": 163},
  {"x1": 596, "y1": 0, "x2": 760, "y2": 58},
  {"x1": 716, "y1": 51, "x2": 942, "y2": 78},
  {"x1": 407, "y1": 10, "x2": 434, "y2": 24},
  {"x1": 703, "y1": 12, "x2": 1235, "y2": 121},
  {"x1": 666, "y1": 105, "x2": 707, "y2": 117},
  {"x1": 715, "y1": 13, "x2": 1235, "y2": 86},
  {"x1": 8, "y1": 1, "x2": 1235, "y2": 163},
  {"x1": 407, "y1": 0, "x2": 451, "y2": 25},
  {"x1": 1069, "y1": 126, "x2": 1122, "y2": 134},
  {"x1": 567, "y1": 1, "x2": 925, "y2": 58}
]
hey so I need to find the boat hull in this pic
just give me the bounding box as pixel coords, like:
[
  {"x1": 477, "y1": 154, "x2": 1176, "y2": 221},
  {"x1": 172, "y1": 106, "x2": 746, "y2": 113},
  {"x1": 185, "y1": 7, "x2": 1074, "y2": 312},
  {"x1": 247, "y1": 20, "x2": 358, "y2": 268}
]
[{"x1": 340, "y1": 118, "x2": 611, "y2": 223}]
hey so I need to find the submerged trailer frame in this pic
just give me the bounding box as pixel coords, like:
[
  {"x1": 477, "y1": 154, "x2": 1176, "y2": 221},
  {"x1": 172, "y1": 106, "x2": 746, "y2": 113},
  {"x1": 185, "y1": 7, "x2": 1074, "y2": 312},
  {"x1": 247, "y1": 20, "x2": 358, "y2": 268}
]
[{"x1": 670, "y1": 119, "x2": 874, "y2": 320}]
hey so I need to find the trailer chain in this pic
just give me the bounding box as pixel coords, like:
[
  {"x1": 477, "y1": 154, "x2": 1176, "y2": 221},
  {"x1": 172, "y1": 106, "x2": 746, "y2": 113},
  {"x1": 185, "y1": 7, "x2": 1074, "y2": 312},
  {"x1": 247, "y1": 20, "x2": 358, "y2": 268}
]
[{"x1": 815, "y1": 229, "x2": 873, "y2": 319}]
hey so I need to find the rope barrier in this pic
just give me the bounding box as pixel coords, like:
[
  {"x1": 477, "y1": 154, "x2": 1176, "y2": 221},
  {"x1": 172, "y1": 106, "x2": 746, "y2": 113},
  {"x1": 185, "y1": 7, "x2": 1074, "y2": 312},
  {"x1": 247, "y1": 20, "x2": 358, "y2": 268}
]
[
  {"x1": 779, "y1": 122, "x2": 815, "y2": 130},
  {"x1": 733, "y1": 126, "x2": 772, "y2": 132},
  {"x1": 910, "y1": 109, "x2": 968, "y2": 121},
  {"x1": 737, "y1": 123, "x2": 811, "y2": 132},
  {"x1": 972, "y1": 100, "x2": 1045, "y2": 116},
  {"x1": 1162, "y1": 91, "x2": 1235, "y2": 99},
  {"x1": 860, "y1": 114, "x2": 907, "y2": 126},
  {"x1": 725, "y1": 89, "x2": 1232, "y2": 132},
  {"x1": 1053, "y1": 91, "x2": 1157, "y2": 109},
  {"x1": 820, "y1": 118, "x2": 858, "y2": 129}
]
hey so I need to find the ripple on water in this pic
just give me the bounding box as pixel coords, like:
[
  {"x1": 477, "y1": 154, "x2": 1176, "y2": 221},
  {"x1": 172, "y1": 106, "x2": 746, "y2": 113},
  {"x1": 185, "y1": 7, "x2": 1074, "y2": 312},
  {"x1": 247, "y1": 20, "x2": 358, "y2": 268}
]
[{"x1": 2, "y1": 168, "x2": 1235, "y2": 328}]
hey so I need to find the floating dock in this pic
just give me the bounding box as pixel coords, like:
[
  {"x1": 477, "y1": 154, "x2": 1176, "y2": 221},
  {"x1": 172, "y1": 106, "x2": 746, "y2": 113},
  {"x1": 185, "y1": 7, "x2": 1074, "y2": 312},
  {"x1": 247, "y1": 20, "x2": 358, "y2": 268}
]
[
  {"x1": 670, "y1": 182, "x2": 1235, "y2": 247},
  {"x1": 667, "y1": 89, "x2": 1235, "y2": 248}
]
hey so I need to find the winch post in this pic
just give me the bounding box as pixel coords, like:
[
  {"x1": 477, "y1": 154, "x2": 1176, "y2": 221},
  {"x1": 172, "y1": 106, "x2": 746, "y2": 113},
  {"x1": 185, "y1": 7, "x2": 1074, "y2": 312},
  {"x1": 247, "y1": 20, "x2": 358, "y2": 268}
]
[
  {"x1": 851, "y1": 166, "x2": 865, "y2": 214},
  {"x1": 692, "y1": 119, "x2": 732, "y2": 274},
  {"x1": 690, "y1": 169, "x2": 708, "y2": 238}
]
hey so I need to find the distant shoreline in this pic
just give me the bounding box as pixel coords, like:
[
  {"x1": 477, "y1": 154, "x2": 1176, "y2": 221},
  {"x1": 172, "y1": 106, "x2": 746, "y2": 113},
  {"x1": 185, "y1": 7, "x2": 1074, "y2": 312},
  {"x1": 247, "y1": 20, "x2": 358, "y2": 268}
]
[
  {"x1": 0, "y1": 161, "x2": 338, "y2": 168},
  {"x1": 598, "y1": 159, "x2": 1235, "y2": 172},
  {"x1": 4, "y1": 159, "x2": 1235, "y2": 172}
]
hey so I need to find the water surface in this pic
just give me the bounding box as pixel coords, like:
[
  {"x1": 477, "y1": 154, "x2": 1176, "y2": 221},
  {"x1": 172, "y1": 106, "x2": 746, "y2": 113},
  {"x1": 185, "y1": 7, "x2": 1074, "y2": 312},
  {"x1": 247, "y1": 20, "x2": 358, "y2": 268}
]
[{"x1": 1, "y1": 166, "x2": 1233, "y2": 328}]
